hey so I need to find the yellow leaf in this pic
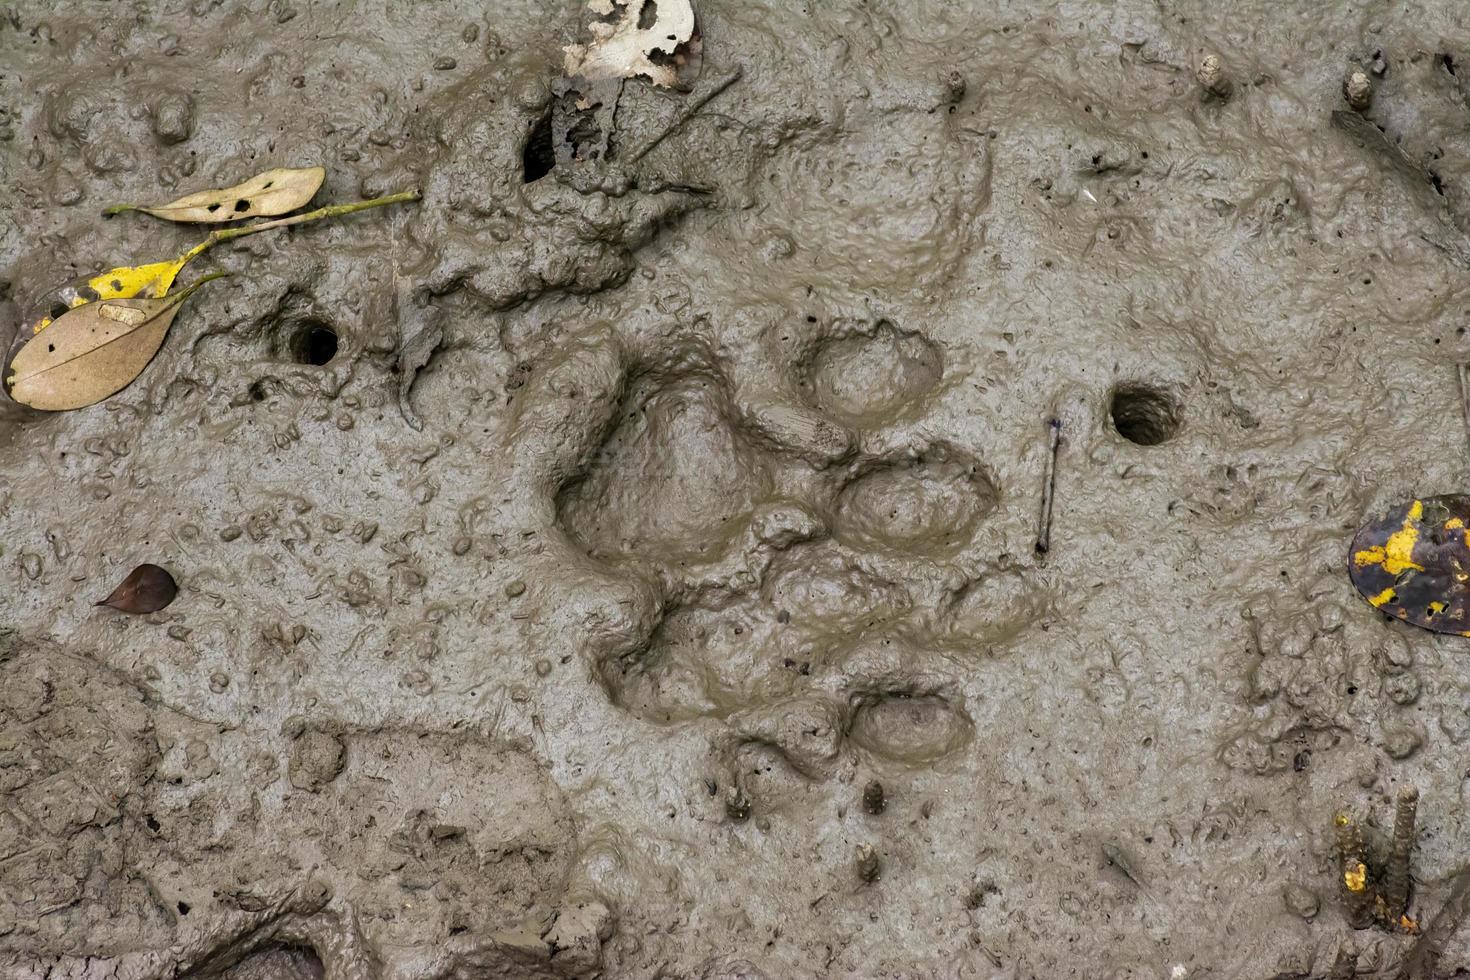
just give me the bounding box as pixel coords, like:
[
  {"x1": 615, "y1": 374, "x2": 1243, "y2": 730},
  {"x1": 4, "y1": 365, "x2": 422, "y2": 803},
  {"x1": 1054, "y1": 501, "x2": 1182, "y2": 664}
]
[
  {"x1": 6, "y1": 274, "x2": 222, "y2": 411},
  {"x1": 103, "y1": 166, "x2": 326, "y2": 224},
  {"x1": 27, "y1": 241, "x2": 211, "y2": 335},
  {"x1": 21, "y1": 186, "x2": 417, "y2": 337}
]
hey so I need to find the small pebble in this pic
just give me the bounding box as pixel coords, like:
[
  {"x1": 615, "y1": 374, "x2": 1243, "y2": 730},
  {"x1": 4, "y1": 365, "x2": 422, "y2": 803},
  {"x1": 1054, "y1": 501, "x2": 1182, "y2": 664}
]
[
  {"x1": 535, "y1": 659, "x2": 552, "y2": 677},
  {"x1": 505, "y1": 579, "x2": 526, "y2": 598},
  {"x1": 760, "y1": 234, "x2": 795, "y2": 261},
  {"x1": 1383, "y1": 726, "x2": 1423, "y2": 760},
  {"x1": 434, "y1": 56, "x2": 457, "y2": 71},
  {"x1": 856, "y1": 844, "x2": 881, "y2": 883},
  {"x1": 1196, "y1": 54, "x2": 1232, "y2": 99},
  {"x1": 462, "y1": 24, "x2": 479, "y2": 43},
  {"x1": 220, "y1": 526, "x2": 243, "y2": 542},
  {"x1": 725, "y1": 788, "x2": 751, "y2": 822},
  {"x1": 944, "y1": 69, "x2": 966, "y2": 103},
  {"x1": 862, "y1": 780, "x2": 886, "y2": 816},
  {"x1": 1386, "y1": 672, "x2": 1421, "y2": 706},
  {"x1": 149, "y1": 92, "x2": 195, "y2": 145},
  {"x1": 1282, "y1": 883, "x2": 1320, "y2": 920},
  {"x1": 452, "y1": 536, "x2": 472, "y2": 556},
  {"x1": 1344, "y1": 69, "x2": 1373, "y2": 110},
  {"x1": 209, "y1": 672, "x2": 230, "y2": 693},
  {"x1": 291, "y1": 75, "x2": 306, "y2": 89}
]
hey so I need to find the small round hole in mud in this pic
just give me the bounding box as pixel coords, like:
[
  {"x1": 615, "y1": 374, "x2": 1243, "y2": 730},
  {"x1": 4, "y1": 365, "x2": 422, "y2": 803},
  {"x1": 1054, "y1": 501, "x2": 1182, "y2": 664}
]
[
  {"x1": 522, "y1": 110, "x2": 556, "y2": 183},
  {"x1": 292, "y1": 323, "x2": 338, "y2": 366},
  {"x1": 1109, "y1": 382, "x2": 1181, "y2": 446}
]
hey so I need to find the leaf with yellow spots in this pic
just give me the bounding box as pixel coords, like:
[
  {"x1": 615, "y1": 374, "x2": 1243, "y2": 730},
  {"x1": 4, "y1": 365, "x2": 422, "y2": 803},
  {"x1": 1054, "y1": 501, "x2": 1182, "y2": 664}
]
[
  {"x1": 1349, "y1": 495, "x2": 1470, "y2": 635},
  {"x1": 102, "y1": 166, "x2": 326, "y2": 224},
  {"x1": 21, "y1": 187, "x2": 420, "y2": 337},
  {"x1": 24, "y1": 241, "x2": 213, "y2": 336},
  {"x1": 5, "y1": 274, "x2": 225, "y2": 411}
]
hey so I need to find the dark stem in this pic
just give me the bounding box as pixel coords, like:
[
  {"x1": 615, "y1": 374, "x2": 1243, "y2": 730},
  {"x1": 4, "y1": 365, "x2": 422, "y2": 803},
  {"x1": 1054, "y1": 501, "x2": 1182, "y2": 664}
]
[{"x1": 1034, "y1": 418, "x2": 1062, "y2": 556}]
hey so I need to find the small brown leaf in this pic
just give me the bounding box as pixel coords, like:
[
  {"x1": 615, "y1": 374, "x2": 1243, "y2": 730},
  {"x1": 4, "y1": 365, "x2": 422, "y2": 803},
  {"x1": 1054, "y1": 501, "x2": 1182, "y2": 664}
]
[
  {"x1": 104, "y1": 166, "x2": 326, "y2": 224},
  {"x1": 5, "y1": 273, "x2": 222, "y2": 411},
  {"x1": 96, "y1": 564, "x2": 178, "y2": 614}
]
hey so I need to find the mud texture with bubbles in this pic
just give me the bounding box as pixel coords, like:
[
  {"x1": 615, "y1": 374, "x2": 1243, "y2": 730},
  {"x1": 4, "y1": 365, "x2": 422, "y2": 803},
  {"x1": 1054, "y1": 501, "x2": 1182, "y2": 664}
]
[{"x1": 6, "y1": 1, "x2": 1470, "y2": 978}]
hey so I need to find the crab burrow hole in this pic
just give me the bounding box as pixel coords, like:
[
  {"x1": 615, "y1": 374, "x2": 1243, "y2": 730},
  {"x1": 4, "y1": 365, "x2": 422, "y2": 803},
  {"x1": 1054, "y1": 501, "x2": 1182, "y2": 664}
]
[
  {"x1": 1108, "y1": 381, "x2": 1182, "y2": 446},
  {"x1": 285, "y1": 318, "x2": 339, "y2": 366}
]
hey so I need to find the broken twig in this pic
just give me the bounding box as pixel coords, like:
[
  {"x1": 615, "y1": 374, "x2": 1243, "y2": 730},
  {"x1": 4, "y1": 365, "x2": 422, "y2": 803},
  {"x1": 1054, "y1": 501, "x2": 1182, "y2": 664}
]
[
  {"x1": 628, "y1": 65, "x2": 744, "y2": 164},
  {"x1": 1400, "y1": 865, "x2": 1470, "y2": 980},
  {"x1": 1034, "y1": 417, "x2": 1062, "y2": 556}
]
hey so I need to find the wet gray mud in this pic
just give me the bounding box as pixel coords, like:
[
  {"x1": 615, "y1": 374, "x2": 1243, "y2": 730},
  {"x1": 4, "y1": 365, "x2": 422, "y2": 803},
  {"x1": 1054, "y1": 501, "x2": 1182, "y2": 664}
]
[{"x1": 5, "y1": 1, "x2": 1470, "y2": 977}]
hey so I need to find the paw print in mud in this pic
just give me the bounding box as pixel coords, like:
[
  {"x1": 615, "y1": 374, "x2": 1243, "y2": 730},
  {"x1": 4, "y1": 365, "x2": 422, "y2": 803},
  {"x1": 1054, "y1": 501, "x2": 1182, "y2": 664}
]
[{"x1": 505, "y1": 315, "x2": 1055, "y2": 809}]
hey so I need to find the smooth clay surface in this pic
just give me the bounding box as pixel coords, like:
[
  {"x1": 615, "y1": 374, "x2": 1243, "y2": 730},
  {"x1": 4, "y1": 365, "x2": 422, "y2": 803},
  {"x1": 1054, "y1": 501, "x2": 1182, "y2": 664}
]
[{"x1": 5, "y1": 2, "x2": 1470, "y2": 978}]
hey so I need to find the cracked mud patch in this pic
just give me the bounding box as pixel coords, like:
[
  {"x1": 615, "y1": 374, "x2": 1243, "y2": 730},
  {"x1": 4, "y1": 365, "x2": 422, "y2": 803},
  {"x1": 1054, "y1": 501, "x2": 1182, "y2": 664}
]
[{"x1": 7, "y1": 2, "x2": 1470, "y2": 978}]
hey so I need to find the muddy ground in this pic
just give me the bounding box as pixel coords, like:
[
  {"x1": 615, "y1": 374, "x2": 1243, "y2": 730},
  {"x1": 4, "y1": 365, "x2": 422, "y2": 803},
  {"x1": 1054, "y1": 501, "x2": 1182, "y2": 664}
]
[{"x1": 4, "y1": 0, "x2": 1470, "y2": 977}]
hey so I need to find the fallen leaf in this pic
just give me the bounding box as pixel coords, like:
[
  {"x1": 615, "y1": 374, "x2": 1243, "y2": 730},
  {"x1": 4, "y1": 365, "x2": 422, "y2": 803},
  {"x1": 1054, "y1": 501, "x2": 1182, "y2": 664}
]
[
  {"x1": 23, "y1": 244, "x2": 210, "y2": 336},
  {"x1": 103, "y1": 166, "x2": 326, "y2": 223},
  {"x1": 22, "y1": 186, "x2": 418, "y2": 338},
  {"x1": 563, "y1": 0, "x2": 700, "y2": 90},
  {"x1": 96, "y1": 563, "x2": 177, "y2": 614},
  {"x1": 6, "y1": 273, "x2": 223, "y2": 411},
  {"x1": 1349, "y1": 494, "x2": 1470, "y2": 635}
]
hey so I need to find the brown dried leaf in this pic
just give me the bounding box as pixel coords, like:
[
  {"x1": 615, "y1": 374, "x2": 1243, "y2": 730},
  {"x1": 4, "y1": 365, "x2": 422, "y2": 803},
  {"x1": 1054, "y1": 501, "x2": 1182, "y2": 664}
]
[
  {"x1": 563, "y1": 0, "x2": 699, "y2": 90},
  {"x1": 5, "y1": 274, "x2": 221, "y2": 411},
  {"x1": 104, "y1": 166, "x2": 326, "y2": 223},
  {"x1": 96, "y1": 563, "x2": 178, "y2": 614}
]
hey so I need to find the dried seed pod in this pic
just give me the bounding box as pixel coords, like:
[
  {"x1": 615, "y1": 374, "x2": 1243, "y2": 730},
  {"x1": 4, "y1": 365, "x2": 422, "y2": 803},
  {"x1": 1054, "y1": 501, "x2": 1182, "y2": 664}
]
[
  {"x1": 104, "y1": 166, "x2": 326, "y2": 223},
  {"x1": 96, "y1": 564, "x2": 178, "y2": 614}
]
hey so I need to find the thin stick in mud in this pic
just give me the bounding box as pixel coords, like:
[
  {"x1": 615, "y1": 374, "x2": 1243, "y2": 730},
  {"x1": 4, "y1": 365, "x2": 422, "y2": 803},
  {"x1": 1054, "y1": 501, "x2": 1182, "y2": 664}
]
[
  {"x1": 1035, "y1": 417, "x2": 1062, "y2": 556},
  {"x1": 627, "y1": 66, "x2": 744, "y2": 164}
]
